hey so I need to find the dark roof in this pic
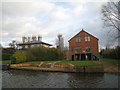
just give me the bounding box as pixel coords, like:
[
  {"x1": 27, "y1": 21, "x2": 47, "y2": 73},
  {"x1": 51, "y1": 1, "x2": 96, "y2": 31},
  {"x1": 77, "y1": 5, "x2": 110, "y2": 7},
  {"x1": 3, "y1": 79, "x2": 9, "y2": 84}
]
[
  {"x1": 17, "y1": 41, "x2": 52, "y2": 46},
  {"x1": 68, "y1": 29, "x2": 99, "y2": 42},
  {"x1": 2, "y1": 47, "x2": 14, "y2": 50}
]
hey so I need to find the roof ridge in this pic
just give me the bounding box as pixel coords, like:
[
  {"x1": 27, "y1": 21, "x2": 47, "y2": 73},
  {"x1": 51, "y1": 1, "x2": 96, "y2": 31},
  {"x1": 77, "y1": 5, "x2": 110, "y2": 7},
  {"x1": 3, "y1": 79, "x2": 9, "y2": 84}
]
[{"x1": 68, "y1": 29, "x2": 98, "y2": 42}]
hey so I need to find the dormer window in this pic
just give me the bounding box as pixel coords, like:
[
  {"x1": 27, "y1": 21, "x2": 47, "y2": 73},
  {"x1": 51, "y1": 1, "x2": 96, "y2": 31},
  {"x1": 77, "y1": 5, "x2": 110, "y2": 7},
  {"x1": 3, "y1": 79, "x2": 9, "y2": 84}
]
[
  {"x1": 76, "y1": 34, "x2": 81, "y2": 42},
  {"x1": 85, "y1": 33, "x2": 90, "y2": 42}
]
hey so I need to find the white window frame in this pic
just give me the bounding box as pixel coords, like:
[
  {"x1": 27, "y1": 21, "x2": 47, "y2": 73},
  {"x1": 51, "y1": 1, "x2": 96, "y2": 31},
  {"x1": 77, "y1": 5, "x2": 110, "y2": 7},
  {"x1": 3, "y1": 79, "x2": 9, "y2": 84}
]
[
  {"x1": 85, "y1": 36, "x2": 90, "y2": 42},
  {"x1": 76, "y1": 36, "x2": 81, "y2": 42}
]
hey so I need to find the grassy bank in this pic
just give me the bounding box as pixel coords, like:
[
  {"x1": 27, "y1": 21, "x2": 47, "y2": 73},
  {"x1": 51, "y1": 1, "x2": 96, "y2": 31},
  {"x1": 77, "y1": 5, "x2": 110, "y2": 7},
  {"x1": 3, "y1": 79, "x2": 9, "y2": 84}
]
[
  {"x1": 24, "y1": 60, "x2": 98, "y2": 66},
  {"x1": 1, "y1": 58, "x2": 119, "y2": 66},
  {"x1": 100, "y1": 58, "x2": 120, "y2": 64},
  {"x1": 56, "y1": 60, "x2": 98, "y2": 66},
  {"x1": 0, "y1": 60, "x2": 11, "y2": 64}
]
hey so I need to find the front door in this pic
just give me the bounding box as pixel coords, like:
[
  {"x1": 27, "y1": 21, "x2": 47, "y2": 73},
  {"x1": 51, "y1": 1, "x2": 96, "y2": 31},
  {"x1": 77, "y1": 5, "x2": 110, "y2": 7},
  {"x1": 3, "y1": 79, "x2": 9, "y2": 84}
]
[
  {"x1": 81, "y1": 53, "x2": 91, "y2": 60},
  {"x1": 71, "y1": 55, "x2": 74, "y2": 61},
  {"x1": 81, "y1": 54, "x2": 86, "y2": 60}
]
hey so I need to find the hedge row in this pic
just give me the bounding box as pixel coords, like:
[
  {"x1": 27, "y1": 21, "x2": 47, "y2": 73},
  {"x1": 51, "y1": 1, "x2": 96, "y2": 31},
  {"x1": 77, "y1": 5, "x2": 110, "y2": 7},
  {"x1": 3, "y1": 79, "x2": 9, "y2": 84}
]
[
  {"x1": 2, "y1": 53, "x2": 12, "y2": 60},
  {"x1": 11, "y1": 46, "x2": 65, "y2": 64},
  {"x1": 2, "y1": 49, "x2": 16, "y2": 60},
  {"x1": 100, "y1": 46, "x2": 120, "y2": 59}
]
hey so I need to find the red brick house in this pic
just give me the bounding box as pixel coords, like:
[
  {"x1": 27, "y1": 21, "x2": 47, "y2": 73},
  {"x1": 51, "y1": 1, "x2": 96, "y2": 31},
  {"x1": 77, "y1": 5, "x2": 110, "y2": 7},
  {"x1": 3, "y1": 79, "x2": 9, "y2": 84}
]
[{"x1": 67, "y1": 29, "x2": 99, "y2": 60}]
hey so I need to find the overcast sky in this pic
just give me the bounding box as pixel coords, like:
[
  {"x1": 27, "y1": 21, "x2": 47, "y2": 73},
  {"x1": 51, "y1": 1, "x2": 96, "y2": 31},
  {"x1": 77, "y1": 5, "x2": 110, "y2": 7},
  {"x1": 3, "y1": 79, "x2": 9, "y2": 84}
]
[{"x1": 1, "y1": 0, "x2": 118, "y2": 49}]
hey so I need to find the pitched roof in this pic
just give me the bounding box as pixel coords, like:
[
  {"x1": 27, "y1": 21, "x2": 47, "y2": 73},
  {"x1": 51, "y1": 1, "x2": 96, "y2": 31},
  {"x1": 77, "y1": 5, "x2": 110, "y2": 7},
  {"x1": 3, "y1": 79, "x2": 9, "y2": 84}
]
[
  {"x1": 68, "y1": 29, "x2": 99, "y2": 42},
  {"x1": 17, "y1": 41, "x2": 52, "y2": 46}
]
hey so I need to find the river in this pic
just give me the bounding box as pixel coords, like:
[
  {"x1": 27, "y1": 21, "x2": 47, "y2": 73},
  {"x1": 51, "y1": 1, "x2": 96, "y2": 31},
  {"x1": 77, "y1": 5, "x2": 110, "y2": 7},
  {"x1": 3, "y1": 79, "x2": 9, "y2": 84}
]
[{"x1": 2, "y1": 70, "x2": 119, "y2": 88}]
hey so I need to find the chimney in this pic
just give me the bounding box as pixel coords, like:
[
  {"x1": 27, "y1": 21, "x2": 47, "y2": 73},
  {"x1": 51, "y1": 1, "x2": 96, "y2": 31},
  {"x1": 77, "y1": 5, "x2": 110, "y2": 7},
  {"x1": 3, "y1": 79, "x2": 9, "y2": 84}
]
[
  {"x1": 22, "y1": 36, "x2": 26, "y2": 43},
  {"x1": 32, "y1": 36, "x2": 34, "y2": 41},
  {"x1": 32, "y1": 36, "x2": 36, "y2": 41},
  {"x1": 28, "y1": 37, "x2": 30, "y2": 42},
  {"x1": 38, "y1": 36, "x2": 42, "y2": 42}
]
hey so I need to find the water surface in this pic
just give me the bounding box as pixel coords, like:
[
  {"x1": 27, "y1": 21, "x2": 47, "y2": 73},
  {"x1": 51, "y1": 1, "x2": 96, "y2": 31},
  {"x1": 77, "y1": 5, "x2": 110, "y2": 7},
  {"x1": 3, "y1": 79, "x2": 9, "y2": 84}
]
[{"x1": 2, "y1": 70, "x2": 119, "y2": 88}]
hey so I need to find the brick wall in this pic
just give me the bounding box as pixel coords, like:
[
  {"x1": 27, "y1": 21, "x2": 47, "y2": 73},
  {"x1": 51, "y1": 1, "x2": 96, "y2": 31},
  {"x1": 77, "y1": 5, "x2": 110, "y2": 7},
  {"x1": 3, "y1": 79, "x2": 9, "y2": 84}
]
[{"x1": 67, "y1": 30, "x2": 99, "y2": 60}]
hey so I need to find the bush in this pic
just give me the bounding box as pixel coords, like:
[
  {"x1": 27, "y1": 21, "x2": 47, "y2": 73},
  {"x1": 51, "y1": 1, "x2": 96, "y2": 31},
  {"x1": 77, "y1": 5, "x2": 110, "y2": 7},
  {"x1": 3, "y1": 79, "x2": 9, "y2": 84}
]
[
  {"x1": 101, "y1": 46, "x2": 120, "y2": 59},
  {"x1": 27, "y1": 46, "x2": 65, "y2": 61},
  {"x1": 2, "y1": 49, "x2": 16, "y2": 54},
  {"x1": 2, "y1": 53, "x2": 11, "y2": 60},
  {"x1": 10, "y1": 47, "x2": 65, "y2": 63},
  {"x1": 10, "y1": 55, "x2": 16, "y2": 64},
  {"x1": 2, "y1": 48, "x2": 16, "y2": 60},
  {"x1": 11, "y1": 50, "x2": 27, "y2": 63}
]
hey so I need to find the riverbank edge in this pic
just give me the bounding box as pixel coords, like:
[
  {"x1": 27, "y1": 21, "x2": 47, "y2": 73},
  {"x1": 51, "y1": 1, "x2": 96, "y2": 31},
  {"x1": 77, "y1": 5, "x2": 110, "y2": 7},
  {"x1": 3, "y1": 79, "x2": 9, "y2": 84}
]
[
  {"x1": 10, "y1": 63, "x2": 104, "y2": 73},
  {"x1": 2, "y1": 63, "x2": 119, "y2": 73}
]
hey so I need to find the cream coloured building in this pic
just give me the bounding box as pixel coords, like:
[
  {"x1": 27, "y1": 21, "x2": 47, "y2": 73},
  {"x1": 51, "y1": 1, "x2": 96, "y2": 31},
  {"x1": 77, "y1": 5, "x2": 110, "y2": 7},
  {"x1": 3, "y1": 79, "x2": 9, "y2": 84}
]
[{"x1": 17, "y1": 36, "x2": 52, "y2": 49}]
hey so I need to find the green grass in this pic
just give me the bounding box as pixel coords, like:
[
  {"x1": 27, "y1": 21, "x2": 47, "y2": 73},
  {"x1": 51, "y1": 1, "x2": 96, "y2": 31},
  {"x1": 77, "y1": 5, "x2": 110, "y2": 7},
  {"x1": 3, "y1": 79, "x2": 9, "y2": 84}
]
[
  {"x1": 59, "y1": 60, "x2": 99, "y2": 66},
  {"x1": 24, "y1": 61, "x2": 59, "y2": 64},
  {"x1": 100, "y1": 58, "x2": 120, "y2": 64},
  {"x1": 1, "y1": 58, "x2": 119, "y2": 66},
  {"x1": 24, "y1": 58, "x2": 120, "y2": 66},
  {"x1": 0, "y1": 60, "x2": 11, "y2": 64},
  {"x1": 24, "y1": 60, "x2": 98, "y2": 66}
]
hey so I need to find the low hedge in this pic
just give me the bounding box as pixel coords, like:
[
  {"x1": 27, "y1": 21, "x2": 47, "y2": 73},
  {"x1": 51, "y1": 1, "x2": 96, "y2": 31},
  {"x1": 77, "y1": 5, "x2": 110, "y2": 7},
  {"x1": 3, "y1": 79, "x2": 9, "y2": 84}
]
[
  {"x1": 27, "y1": 46, "x2": 65, "y2": 61},
  {"x1": 11, "y1": 46, "x2": 65, "y2": 64},
  {"x1": 2, "y1": 53, "x2": 12, "y2": 60}
]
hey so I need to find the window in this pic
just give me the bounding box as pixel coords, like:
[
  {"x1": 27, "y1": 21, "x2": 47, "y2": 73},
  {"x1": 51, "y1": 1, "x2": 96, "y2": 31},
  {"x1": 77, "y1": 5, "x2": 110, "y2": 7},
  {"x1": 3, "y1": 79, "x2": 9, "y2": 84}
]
[
  {"x1": 85, "y1": 37, "x2": 88, "y2": 41},
  {"x1": 85, "y1": 33, "x2": 88, "y2": 36},
  {"x1": 69, "y1": 47, "x2": 73, "y2": 51},
  {"x1": 86, "y1": 46, "x2": 90, "y2": 52},
  {"x1": 85, "y1": 33, "x2": 90, "y2": 42},
  {"x1": 88, "y1": 36, "x2": 90, "y2": 41},
  {"x1": 75, "y1": 47, "x2": 82, "y2": 52},
  {"x1": 76, "y1": 35, "x2": 81, "y2": 42},
  {"x1": 25, "y1": 45, "x2": 28, "y2": 48}
]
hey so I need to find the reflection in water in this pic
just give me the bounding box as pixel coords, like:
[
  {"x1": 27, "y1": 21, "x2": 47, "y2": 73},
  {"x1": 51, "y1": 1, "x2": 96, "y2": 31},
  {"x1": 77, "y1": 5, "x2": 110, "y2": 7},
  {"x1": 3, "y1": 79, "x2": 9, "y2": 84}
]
[
  {"x1": 67, "y1": 73, "x2": 105, "y2": 88},
  {"x1": 2, "y1": 70, "x2": 119, "y2": 88}
]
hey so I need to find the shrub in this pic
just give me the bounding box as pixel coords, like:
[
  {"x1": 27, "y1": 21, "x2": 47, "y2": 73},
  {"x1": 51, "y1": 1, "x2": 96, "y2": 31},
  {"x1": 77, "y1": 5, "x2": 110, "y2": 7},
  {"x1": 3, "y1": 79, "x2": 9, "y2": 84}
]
[
  {"x1": 2, "y1": 48, "x2": 16, "y2": 60},
  {"x1": 2, "y1": 53, "x2": 11, "y2": 60},
  {"x1": 101, "y1": 46, "x2": 120, "y2": 59},
  {"x1": 10, "y1": 55, "x2": 16, "y2": 64},
  {"x1": 11, "y1": 50, "x2": 27, "y2": 63},
  {"x1": 27, "y1": 46, "x2": 65, "y2": 61},
  {"x1": 10, "y1": 47, "x2": 65, "y2": 63}
]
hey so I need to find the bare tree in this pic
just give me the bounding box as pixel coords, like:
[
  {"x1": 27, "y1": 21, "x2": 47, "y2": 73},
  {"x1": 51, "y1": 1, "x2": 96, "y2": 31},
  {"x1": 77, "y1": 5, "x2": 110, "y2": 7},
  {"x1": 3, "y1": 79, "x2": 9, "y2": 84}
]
[
  {"x1": 101, "y1": 1, "x2": 120, "y2": 39},
  {"x1": 9, "y1": 40, "x2": 17, "y2": 49},
  {"x1": 0, "y1": 44, "x2": 2, "y2": 48}
]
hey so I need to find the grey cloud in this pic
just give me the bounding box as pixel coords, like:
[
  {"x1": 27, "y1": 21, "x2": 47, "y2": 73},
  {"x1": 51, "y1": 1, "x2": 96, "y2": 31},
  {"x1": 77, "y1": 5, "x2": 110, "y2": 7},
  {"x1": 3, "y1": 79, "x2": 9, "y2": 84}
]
[{"x1": 1, "y1": 1, "x2": 116, "y2": 49}]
